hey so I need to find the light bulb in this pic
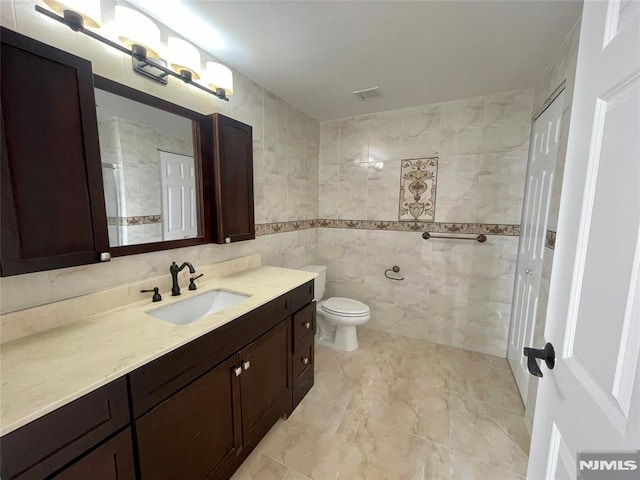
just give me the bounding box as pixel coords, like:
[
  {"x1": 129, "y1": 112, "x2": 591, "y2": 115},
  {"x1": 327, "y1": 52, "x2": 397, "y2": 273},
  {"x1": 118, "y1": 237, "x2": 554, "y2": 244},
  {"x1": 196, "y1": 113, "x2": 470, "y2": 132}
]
[
  {"x1": 168, "y1": 37, "x2": 201, "y2": 80},
  {"x1": 114, "y1": 6, "x2": 161, "y2": 59},
  {"x1": 43, "y1": 0, "x2": 102, "y2": 28},
  {"x1": 205, "y1": 62, "x2": 233, "y2": 96}
]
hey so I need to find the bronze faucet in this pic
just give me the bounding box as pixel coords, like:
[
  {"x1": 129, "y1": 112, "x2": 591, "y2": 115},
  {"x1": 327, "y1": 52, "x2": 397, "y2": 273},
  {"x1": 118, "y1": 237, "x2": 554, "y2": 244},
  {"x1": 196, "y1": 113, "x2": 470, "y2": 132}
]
[{"x1": 170, "y1": 261, "x2": 196, "y2": 296}]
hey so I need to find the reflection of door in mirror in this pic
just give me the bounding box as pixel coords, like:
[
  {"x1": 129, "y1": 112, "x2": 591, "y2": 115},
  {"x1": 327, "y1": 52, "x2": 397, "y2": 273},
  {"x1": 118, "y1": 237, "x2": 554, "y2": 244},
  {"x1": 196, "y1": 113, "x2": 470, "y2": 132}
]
[
  {"x1": 95, "y1": 88, "x2": 198, "y2": 247},
  {"x1": 159, "y1": 151, "x2": 197, "y2": 241}
]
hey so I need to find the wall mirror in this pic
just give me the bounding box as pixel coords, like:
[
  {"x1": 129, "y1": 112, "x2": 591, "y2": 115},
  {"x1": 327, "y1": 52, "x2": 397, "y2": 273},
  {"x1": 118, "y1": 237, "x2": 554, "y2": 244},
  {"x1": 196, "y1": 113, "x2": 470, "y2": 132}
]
[{"x1": 94, "y1": 76, "x2": 210, "y2": 255}]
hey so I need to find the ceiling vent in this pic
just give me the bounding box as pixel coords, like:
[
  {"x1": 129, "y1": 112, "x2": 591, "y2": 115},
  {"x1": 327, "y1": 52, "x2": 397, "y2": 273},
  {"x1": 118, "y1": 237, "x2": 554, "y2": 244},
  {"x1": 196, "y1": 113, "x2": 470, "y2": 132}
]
[{"x1": 353, "y1": 87, "x2": 382, "y2": 101}]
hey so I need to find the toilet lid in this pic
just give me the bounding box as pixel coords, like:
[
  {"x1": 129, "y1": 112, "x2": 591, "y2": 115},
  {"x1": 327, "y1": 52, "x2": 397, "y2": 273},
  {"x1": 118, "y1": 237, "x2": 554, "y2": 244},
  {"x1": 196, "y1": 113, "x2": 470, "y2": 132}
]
[{"x1": 321, "y1": 297, "x2": 370, "y2": 316}]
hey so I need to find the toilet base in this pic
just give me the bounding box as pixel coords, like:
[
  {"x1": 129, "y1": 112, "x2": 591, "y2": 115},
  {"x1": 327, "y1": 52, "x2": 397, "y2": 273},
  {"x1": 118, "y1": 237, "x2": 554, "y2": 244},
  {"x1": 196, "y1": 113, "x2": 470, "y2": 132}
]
[
  {"x1": 315, "y1": 304, "x2": 369, "y2": 352},
  {"x1": 332, "y1": 325, "x2": 359, "y2": 351},
  {"x1": 315, "y1": 324, "x2": 359, "y2": 352}
]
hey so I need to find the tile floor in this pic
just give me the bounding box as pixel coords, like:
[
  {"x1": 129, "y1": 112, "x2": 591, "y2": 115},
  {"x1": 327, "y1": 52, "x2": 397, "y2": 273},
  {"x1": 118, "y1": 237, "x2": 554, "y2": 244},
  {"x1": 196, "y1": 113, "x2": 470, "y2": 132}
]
[{"x1": 231, "y1": 328, "x2": 529, "y2": 480}]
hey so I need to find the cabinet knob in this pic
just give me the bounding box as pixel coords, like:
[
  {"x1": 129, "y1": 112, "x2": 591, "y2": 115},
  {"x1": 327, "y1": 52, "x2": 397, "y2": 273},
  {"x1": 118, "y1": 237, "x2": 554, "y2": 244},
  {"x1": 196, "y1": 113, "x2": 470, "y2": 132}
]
[
  {"x1": 242, "y1": 361, "x2": 251, "y2": 371},
  {"x1": 304, "y1": 322, "x2": 311, "y2": 329},
  {"x1": 302, "y1": 357, "x2": 309, "y2": 365},
  {"x1": 225, "y1": 237, "x2": 231, "y2": 244},
  {"x1": 233, "y1": 366, "x2": 242, "y2": 377}
]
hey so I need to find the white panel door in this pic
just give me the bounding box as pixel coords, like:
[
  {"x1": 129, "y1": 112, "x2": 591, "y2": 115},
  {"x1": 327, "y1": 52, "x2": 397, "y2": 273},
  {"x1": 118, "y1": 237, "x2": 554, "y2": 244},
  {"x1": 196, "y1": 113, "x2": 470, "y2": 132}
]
[
  {"x1": 509, "y1": 91, "x2": 565, "y2": 401},
  {"x1": 159, "y1": 151, "x2": 197, "y2": 241},
  {"x1": 528, "y1": 1, "x2": 640, "y2": 479}
]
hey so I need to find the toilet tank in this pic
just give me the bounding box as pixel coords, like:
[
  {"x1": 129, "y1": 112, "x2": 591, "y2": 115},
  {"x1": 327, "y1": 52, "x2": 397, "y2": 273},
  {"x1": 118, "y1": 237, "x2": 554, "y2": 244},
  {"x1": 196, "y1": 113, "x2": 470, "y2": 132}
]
[{"x1": 299, "y1": 265, "x2": 326, "y2": 301}]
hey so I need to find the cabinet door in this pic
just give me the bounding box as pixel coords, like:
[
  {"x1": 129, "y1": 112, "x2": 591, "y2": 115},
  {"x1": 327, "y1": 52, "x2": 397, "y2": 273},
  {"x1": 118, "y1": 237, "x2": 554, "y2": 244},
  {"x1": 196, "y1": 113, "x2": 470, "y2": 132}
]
[
  {"x1": 51, "y1": 429, "x2": 135, "y2": 480},
  {"x1": 0, "y1": 378, "x2": 129, "y2": 480},
  {"x1": 211, "y1": 114, "x2": 255, "y2": 244},
  {"x1": 239, "y1": 320, "x2": 291, "y2": 449},
  {"x1": 135, "y1": 355, "x2": 242, "y2": 480},
  {"x1": 0, "y1": 28, "x2": 109, "y2": 276}
]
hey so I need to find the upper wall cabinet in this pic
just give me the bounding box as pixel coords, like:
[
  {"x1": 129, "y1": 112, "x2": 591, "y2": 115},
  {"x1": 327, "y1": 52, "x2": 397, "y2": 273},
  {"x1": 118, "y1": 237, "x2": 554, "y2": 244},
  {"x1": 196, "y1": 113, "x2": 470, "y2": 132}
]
[
  {"x1": 210, "y1": 114, "x2": 255, "y2": 244},
  {"x1": 0, "y1": 28, "x2": 109, "y2": 276}
]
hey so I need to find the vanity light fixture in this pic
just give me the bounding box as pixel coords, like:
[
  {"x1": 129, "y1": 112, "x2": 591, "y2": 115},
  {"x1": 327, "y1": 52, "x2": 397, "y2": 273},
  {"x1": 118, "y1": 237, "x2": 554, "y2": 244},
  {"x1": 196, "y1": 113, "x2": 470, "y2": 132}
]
[
  {"x1": 113, "y1": 5, "x2": 171, "y2": 85},
  {"x1": 35, "y1": 4, "x2": 230, "y2": 101}
]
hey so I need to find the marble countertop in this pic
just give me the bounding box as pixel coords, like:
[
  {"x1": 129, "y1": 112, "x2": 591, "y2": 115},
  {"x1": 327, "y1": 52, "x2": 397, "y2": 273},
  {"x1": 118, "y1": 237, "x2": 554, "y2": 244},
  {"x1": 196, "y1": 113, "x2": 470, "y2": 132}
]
[{"x1": 0, "y1": 265, "x2": 316, "y2": 436}]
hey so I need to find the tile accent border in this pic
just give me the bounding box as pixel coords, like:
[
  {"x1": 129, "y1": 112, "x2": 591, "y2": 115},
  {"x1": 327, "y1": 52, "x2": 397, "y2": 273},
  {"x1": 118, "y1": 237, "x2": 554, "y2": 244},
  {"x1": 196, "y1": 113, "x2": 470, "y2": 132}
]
[
  {"x1": 545, "y1": 229, "x2": 556, "y2": 250},
  {"x1": 107, "y1": 215, "x2": 162, "y2": 226},
  {"x1": 255, "y1": 220, "x2": 318, "y2": 235},
  {"x1": 256, "y1": 219, "x2": 520, "y2": 236}
]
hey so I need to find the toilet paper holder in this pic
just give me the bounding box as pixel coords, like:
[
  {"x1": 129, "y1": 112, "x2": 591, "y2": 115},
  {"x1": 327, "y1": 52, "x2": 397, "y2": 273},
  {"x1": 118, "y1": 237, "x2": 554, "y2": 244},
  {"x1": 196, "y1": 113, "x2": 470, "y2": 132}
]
[{"x1": 385, "y1": 266, "x2": 404, "y2": 281}]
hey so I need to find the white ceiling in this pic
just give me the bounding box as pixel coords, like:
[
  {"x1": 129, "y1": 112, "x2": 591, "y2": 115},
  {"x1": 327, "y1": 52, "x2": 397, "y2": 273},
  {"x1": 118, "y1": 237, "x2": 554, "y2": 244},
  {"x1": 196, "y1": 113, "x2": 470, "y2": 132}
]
[{"x1": 130, "y1": 0, "x2": 583, "y2": 120}]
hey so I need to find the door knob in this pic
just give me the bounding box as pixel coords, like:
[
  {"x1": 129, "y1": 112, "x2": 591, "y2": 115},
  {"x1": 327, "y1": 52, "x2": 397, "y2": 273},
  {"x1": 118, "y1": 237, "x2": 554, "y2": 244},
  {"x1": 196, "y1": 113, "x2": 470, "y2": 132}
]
[
  {"x1": 524, "y1": 268, "x2": 532, "y2": 274},
  {"x1": 523, "y1": 342, "x2": 555, "y2": 377}
]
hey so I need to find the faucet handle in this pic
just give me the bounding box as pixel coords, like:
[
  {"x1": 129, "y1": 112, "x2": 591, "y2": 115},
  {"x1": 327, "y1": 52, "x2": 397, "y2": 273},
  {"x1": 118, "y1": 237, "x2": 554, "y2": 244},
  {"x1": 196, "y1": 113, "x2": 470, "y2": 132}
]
[
  {"x1": 140, "y1": 287, "x2": 162, "y2": 302},
  {"x1": 188, "y1": 274, "x2": 204, "y2": 291}
]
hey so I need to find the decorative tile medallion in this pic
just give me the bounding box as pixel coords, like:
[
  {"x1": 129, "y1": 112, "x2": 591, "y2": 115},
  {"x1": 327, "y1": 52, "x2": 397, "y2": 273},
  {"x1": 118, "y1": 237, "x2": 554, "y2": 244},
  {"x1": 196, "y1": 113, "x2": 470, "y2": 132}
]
[
  {"x1": 399, "y1": 157, "x2": 438, "y2": 222},
  {"x1": 545, "y1": 229, "x2": 556, "y2": 250}
]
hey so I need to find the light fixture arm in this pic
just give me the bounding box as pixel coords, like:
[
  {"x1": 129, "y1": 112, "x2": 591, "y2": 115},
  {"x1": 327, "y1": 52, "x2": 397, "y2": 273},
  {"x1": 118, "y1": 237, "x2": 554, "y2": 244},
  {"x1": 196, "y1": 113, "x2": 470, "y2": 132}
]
[{"x1": 35, "y1": 5, "x2": 229, "y2": 102}]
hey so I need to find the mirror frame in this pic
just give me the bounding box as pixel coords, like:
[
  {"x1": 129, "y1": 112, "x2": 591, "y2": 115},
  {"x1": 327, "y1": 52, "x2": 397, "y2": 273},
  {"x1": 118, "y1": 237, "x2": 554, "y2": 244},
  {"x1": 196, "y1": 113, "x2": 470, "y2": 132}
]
[{"x1": 93, "y1": 75, "x2": 213, "y2": 257}]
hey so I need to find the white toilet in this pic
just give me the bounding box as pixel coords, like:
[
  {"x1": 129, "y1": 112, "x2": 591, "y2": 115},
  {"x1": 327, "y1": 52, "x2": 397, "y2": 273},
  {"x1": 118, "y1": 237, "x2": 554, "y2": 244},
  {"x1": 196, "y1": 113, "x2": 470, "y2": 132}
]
[{"x1": 300, "y1": 265, "x2": 370, "y2": 351}]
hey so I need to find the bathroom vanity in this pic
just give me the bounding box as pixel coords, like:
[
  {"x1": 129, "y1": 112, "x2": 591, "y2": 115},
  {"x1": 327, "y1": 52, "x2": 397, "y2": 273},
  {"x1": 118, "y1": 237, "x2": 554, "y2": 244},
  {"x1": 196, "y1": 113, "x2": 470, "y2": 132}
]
[
  {"x1": 0, "y1": 24, "x2": 314, "y2": 480},
  {"x1": 0, "y1": 263, "x2": 316, "y2": 480}
]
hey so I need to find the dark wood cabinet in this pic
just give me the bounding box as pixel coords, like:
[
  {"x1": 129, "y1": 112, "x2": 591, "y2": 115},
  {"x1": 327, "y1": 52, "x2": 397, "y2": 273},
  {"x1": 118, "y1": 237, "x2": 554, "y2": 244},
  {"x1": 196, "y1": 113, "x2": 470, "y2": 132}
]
[
  {"x1": 290, "y1": 282, "x2": 315, "y2": 411},
  {"x1": 0, "y1": 28, "x2": 109, "y2": 276},
  {"x1": 1, "y1": 285, "x2": 315, "y2": 480},
  {"x1": 128, "y1": 292, "x2": 290, "y2": 418},
  {"x1": 136, "y1": 355, "x2": 242, "y2": 480},
  {"x1": 239, "y1": 320, "x2": 291, "y2": 449},
  {"x1": 210, "y1": 114, "x2": 255, "y2": 244},
  {"x1": 135, "y1": 319, "x2": 292, "y2": 480},
  {"x1": 51, "y1": 429, "x2": 136, "y2": 480},
  {"x1": 0, "y1": 378, "x2": 129, "y2": 480}
]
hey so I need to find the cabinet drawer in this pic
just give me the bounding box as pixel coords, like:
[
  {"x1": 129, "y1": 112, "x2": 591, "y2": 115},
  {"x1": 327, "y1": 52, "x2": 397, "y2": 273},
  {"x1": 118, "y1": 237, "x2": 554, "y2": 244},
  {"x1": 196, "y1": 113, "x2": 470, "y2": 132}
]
[
  {"x1": 293, "y1": 301, "x2": 315, "y2": 343},
  {"x1": 293, "y1": 368, "x2": 314, "y2": 411},
  {"x1": 51, "y1": 429, "x2": 135, "y2": 480},
  {"x1": 291, "y1": 281, "x2": 314, "y2": 313},
  {"x1": 130, "y1": 293, "x2": 290, "y2": 417},
  {"x1": 292, "y1": 335, "x2": 314, "y2": 381},
  {"x1": 0, "y1": 378, "x2": 129, "y2": 480}
]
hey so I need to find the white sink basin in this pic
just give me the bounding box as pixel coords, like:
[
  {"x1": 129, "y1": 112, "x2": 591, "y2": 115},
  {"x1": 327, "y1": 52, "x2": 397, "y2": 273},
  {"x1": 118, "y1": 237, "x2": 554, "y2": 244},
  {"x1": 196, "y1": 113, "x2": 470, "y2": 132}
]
[{"x1": 148, "y1": 290, "x2": 250, "y2": 325}]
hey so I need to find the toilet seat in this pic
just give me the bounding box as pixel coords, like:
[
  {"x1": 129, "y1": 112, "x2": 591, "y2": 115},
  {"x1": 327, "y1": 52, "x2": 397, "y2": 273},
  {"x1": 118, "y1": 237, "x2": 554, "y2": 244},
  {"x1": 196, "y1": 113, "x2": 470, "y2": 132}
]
[{"x1": 321, "y1": 297, "x2": 370, "y2": 317}]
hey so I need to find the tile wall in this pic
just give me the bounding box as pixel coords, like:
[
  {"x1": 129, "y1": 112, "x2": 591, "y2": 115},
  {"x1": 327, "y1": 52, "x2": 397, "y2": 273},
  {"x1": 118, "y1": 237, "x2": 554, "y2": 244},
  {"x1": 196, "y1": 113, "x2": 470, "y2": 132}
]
[
  {"x1": 0, "y1": 1, "x2": 319, "y2": 316},
  {"x1": 318, "y1": 89, "x2": 535, "y2": 356}
]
